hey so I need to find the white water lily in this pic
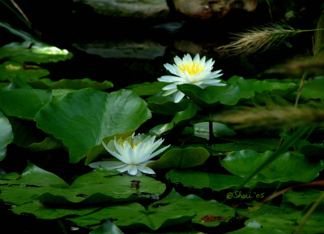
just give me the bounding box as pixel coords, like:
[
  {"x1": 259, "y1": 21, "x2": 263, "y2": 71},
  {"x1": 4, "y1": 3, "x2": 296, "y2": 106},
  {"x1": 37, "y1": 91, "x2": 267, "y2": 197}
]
[
  {"x1": 158, "y1": 53, "x2": 226, "y2": 103},
  {"x1": 89, "y1": 133, "x2": 170, "y2": 176}
]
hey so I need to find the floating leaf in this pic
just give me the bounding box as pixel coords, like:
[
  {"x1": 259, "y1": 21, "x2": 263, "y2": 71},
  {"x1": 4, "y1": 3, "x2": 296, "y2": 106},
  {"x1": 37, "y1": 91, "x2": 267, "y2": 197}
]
[
  {"x1": 35, "y1": 88, "x2": 151, "y2": 163},
  {"x1": 125, "y1": 81, "x2": 166, "y2": 96},
  {"x1": 282, "y1": 189, "x2": 323, "y2": 208},
  {"x1": 166, "y1": 169, "x2": 258, "y2": 190},
  {"x1": 193, "y1": 122, "x2": 236, "y2": 140},
  {"x1": 146, "y1": 92, "x2": 192, "y2": 115},
  {"x1": 0, "y1": 41, "x2": 73, "y2": 64},
  {"x1": 0, "y1": 89, "x2": 52, "y2": 119},
  {"x1": 0, "y1": 110, "x2": 13, "y2": 161},
  {"x1": 0, "y1": 162, "x2": 165, "y2": 206},
  {"x1": 220, "y1": 150, "x2": 324, "y2": 183},
  {"x1": 0, "y1": 61, "x2": 49, "y2": 82},
  {"x1": 90, "y1": 219, "x2": 124, "y2": 234},
  {"x1": 149, "y1": 103, "x2": 197, "y2": 136},
  {"x1": 178, "y1": 76, "x2": 296, "y2": 107},
  {"x1": 297, "y1": 77, "x2": 324, "y2": 100},
  {"x1": 28, "y1": 78, "x2": 113, "y2": 91},
  {"x1": 67, "y1": 189, "x2": 234, "y2": 229},
  {"x1": 147, "y1": 147, "x2": 209, "y2": 169}
]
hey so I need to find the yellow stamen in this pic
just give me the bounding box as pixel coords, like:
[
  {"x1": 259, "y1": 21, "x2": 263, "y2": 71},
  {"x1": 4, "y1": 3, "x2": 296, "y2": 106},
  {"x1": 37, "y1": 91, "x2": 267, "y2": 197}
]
[{"x1": 178, "y1": 61, "x2": 204, "y2": 76}]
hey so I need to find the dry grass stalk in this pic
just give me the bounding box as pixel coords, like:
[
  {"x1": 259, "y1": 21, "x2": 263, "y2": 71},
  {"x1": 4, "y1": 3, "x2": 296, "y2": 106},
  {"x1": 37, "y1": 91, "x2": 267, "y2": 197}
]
[
  {"x1": 212, "y1": 106, "x2": 324, "y2": 129},
  {"x1": 217, "y1": 24, "x2": 297, "y2": 56}
]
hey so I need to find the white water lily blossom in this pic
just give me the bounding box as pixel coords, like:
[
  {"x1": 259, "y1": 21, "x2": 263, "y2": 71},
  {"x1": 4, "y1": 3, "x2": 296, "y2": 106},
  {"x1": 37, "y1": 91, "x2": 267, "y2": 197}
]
[
  {"x1": 158, "y1": 53, "x2": 226, "y2": 103},
  {"x1": 89, "y1": 133, "x2": 170, "y2": 176}
]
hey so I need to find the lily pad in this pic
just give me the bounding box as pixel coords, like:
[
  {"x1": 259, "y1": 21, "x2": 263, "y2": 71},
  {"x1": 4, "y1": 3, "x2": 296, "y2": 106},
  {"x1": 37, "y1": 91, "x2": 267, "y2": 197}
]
[
  {"x1": 28, "y1": 78, "x2": 113, "y2": 91},
  {"x1": 0, "y1": 61, "x2": 49, "y2": 82},
  {"x1": 282, "y1": 189, "x2": 323, "y2": 208},
  {"x1": 147, "y1": 147, "x2": 209, "y2": 169},
  {"x1": 35, "y1": 88, "x2": 151, "y2": 163},
  {"x1": 125, "y1": 81, "x2": 167, "y2": 96},
  {"x1": 0, "y1": 41, "x2": 73, "y2": 64},
  {"x1": 149, "y1": 103, "x2": 197, "y2": 136},
  {"x1": 90, "y1": 219, "x2": 124, "y2": 234},
  {"x1": 178, "y1": 76, "x2": 296, "y2": 107},
  {"x1": 193, "y1": 122, "x2": 236, "y2": 140},
  {"x1": 220, "y1": 150, "x2": 324, "y2": 183},
  {"x1": 67, "y1": 189, "x2": 234, "y2": 229},
  {"x1": 0, "y1": 89, "x2": 52, "y2": 120},
  {"x1": 0, "y1": 110, "x2": 13, "y2": 161},
  {"x1": 146, "y1": 92, "x2": 192, "y2": 115},
  {"x1": 0, "y1": 162, "x2": 165, "y2": 206},
  {"x1": 166, "y1": 169, "x2": 258, "y2": 190},
  {"x1": 296, "y1": 77, "x2": 324, "y2": 100}
]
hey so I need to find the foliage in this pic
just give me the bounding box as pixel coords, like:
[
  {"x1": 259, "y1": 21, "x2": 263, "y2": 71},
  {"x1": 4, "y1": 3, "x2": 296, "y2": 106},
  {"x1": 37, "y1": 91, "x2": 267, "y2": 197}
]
[{"x1": 1, "y1": 9, "x2": 324, "y2": 234}]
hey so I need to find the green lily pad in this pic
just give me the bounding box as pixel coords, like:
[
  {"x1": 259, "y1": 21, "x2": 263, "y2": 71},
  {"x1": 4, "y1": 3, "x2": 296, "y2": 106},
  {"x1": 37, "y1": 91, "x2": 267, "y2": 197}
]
[
  {"x1": 146, "y1": 92, "x2": 192, "y2": 115},
  {"x1": 211, "y1": 137, "x2": 279, "y2": 152},
  {"x1": 220, "y1": 150, "x2": 324, "y2": 183},
  {"x1": 0, "y1": 110, "x2": 13, "y2": 161},
  {"x1": 178, "y1": 76, "x2": 296, "y2": 107},
  {"x1": 297, "y1": 200, "x2": 324, "y2": 231},
  {"x1": 193, "y1": 122, "x2": 236, "y2": 140},
  {"x1": 166, "y1": 169, "x2": 258, "y2": 190},
  {"x1": 282, "y1": 189, "x2": 323, "y2": 208},
  {"x1": 149, "y1": 103, "x2": 197, "y2": 136},
  {"x1": 0, "y1": 41, "x2": 73, "y2": 64},
  {"x1": 0, "y1": 61, "x2": 49, "y2": 83},
  {"x1": 11, "y1": 202, "x2": 98, "y2": 220},
  {"x1": 0, "y1": 162, "x2": 165, "y2": 206},
  {"x1": 35, "y1": 88, "x2": 151, "y2": 163},
  {"x1": 125, "y1": 82, "x2": 167, "y2": 96},
  {"x1": 147, "y1": 147, "x2": 209, "y2": 169},
  {"x1": 90, "y1": 219, "x2": 124, "y2": 234},
  {"x1": 67, "y1": 189, "x2": 234, "y2": 229},
  {"x1": 28, "y1": 78, "x2": 113, "y2": 91},
  {"x1": 296, "y1": 77, "x2": 324, "y2": 100},
  {"x1": 0, "y1": 89, "x2": 52, "y2": 120}
]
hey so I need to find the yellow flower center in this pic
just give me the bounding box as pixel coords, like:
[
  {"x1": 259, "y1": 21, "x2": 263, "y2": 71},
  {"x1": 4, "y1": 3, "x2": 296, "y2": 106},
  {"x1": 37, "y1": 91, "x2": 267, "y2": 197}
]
[
  {"x1": 117, "y1": 137, "x2": 140, "y2": 149},
  {"x1": 178, "y1": 61, "x2": 204, "y2": 76}
]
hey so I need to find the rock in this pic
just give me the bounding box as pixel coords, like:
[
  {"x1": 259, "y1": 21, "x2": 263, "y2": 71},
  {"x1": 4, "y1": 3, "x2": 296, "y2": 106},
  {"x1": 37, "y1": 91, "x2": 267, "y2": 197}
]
[
  {"x1": 171, "y1": 0, "x2": 258, "y2": 20},
  {"x1": 73, "y1": 0, "x2": 170, "y2": 20},
  {"x1": 72, "y1": 39, "x2": 166, "y2": 59}
]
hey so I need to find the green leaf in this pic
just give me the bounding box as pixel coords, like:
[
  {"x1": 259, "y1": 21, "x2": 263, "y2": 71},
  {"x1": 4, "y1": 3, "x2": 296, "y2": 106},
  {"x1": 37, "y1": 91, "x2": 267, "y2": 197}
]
[
  {"x1": 35, "y1": 88, "x2": 151, "y2": 163},
  {"x1": 11, "y1": 202, "x2": 97, "y2": 220},
  {"x1": 147, "y1": 147, "x2": 209, "y2": 169},
  {"x1": 0, "y1": 89, "x2": 52, "y2": 119},
  {"x1": 297, "y1": 199, "x2": 324, "y2": 231},
  {"x1": 178, "y1": 76, "x2": 296, "y2": 106},
  {"x1": 28, "y1": 78, "x2": 113, "y2": 91},
  {"x1": 149, "y1": 103, "x2": 197, "y2": 136},
  {"x1": 300, "y1": 144, "x2": 324, "y2": 159},
  {"x1": 67, "y1": 189, "x2": 234, "y2": 229},
  {"x1": 146, "y1": 92, "x2": 192, "y2": 115},
  {"x1": 90, "y1": 219, "x2": 124, "y2": 234},
  {"x1": 220, "y1": 150, "x2": 324, "y2": 183},
  {"x1": 0, "y1": 61, "x2": 49, "y2": 82},
  {"x1": 125, "y1": 82, "x2": 166, "y2": 96},
  {"x1": 282, "y1": 189, "x2": 323, "y2": 208},
  {"x1": 297, "y1": 77, "x2": 324, "y2": 100},
  {"x1": 0, "y1": 110, "x2": 13, "y2": 160},
  {"x1": 216, "y1": 137, "x2": 279, "y2": 152},
  {"x1": 193, "y1": 122, "x2": 236, "y2": 140},
  {"x1": 0, "y1": 162, "x2": 165, "y2": 206},
  {"x1": 166, "y1": 169, "x2": 258, "y2": 190},
  {"x1": 0, "y1": 41, "x2": 73, "y2": 64}
]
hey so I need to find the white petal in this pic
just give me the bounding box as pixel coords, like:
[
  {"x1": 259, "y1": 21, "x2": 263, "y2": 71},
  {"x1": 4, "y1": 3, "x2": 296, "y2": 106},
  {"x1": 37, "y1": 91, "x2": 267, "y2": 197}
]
[
  {"x1": 162, "y1": 83, "x2": 179, "y2": 91},
  {"x1": 113, "y1": 141, "x2": 131, "y2": 162},
  {"x1": 174, "y1": 56, "x2": 183, "y2": 66},
  {"x1": 127, "y1": 165, "x2": 138, "y2": 175},
  {"x1": 158, "y1": 75, "x2": 184, "y2": 83},
  {"x1": 115, "y1": 164, "x2": 132, "y2": 173},
  {"x1": 174, "y1": 91, "x2": 185, "y2": 103},
  {"x1": 162, "y1": 89, "x2": 178, "y2": 96},
  {"x1": 200, "y1": 56, "x2": 206, "y2": 65},
  {"x1": 164, "y1": 63, "x2": 177, "y2": 75},
  {"x1": 124, "y1": 142, "x2": 136, "y2": 163},
  {"x1": 193, "y1": 54, "x2": 200, "y2": 62},
  {"x1": 146, "y1": 144, "x2": 170, "y2": 160},
  {"x1": 102, "y1": 142, "x2": 129, "y2": 164},
  {"x1": 137, "y1": 164, "x2": 155, "y2": 174}
]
